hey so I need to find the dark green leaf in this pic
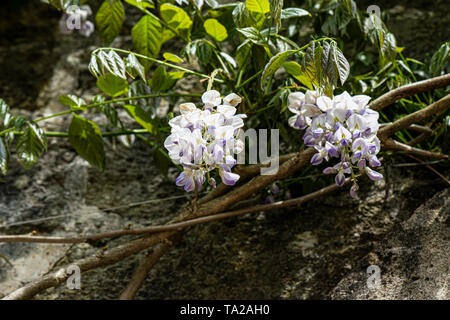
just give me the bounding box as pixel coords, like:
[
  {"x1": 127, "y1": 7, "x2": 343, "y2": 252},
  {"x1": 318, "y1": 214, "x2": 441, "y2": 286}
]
[
  {"x1": 125, "y1": 53, "x2": 146, "y2": 82},
  {"x1": 269, "y1": 0, "x2": 283, "y2": 29},
  {"x1": 132, "y1": 15, "x2": 163, "y2": 69},
  {"x1": 68, "y1": 114, "x2": 105, "y2": 170},
  {"x1": 58, "y1": 95, "x2": 87, "y2": 110},
  {"x1": 0, "y1": 137, "x2": 9, "y2": 175},
  {"x1": 122, "y1": 104, "x2": 155, "y2": 134},
  {"x1": 261, "y1": 49, "x2": 296, "y2": 88},
  {"x1": 151, "y1": 66, "x2": 167, "y2": 92},
  {"x1": 97, "y1": 74, "x2": 129, "y2": 97},
  {"x1": 153, "y1": 148, "x2": 169, "y2": 176},
  {"x1": 96, "y1": 0, "x2": 125, "y2": 45},
  {"x1": 16, "y1": 122, "x2": 47, "y2": 169},
  {"x1": 96, "y1": 50, "x2": 126, "y2": 79}
]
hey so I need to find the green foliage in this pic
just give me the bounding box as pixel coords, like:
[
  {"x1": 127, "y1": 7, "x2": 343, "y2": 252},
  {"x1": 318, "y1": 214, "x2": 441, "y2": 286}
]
[
  {"x1": 96, "y1": 0, "x2": 125, "y2": 45},
  {"x1": 132, "y1": 15, "x2": 163, "y2": 69},
  {"x1": 246, "y1": 0, "x2": 270, "y2": 14},
  {"x1": 16, "y1": 122, "x2": 48, "y2": 169},
  {"x1": 122, "y1": 104, "x2": 155, "y2": 134},
  {"x1": 163, "y1": 52, "x2": 184, "y2": 64},
  {"x1": 204, "y1": 19, "x2": 228, "y2": 42},
  {"x1": 58, "y1": 95, "x2": 87, "y2": 110},
  {"x1": 0, "y1": 137, "x2": 9, "y2": 175},
  {"x1": 1, "y1": 0, "x2": 447, "y2": 181},
  {"x1": 97, "y1": 74, "x2": 129, "y2": 97},
  {"x1": 68, "y1": 114, "x2": 106, "y2": 170},
  {"x1": 429, "y1": 42, "x2": 450, "y2": 77}
]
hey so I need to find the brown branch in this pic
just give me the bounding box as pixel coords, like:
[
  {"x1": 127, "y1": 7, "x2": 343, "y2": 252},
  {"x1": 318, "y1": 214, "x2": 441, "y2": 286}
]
[
  {"x1": 198, "y1": 153, "x2": 296, "y2": 205},
  {"x1": 369, "y1": 74, "x2": 450, "y2": 111},
  {"x1": 408, "y1": 124, "x2": 433, "y2": 134},
  {"x1": 407, "y1": 133, "x2": 430, "y2": 147},
  {"x1": 382, "y1": 138, "x2": 449, "y2": 159},
  {"x1": 378, "y1": 94, "x2": 450, "y2": 139},
  {"x1": 2, "y1": 232, "x2": 174, "y2": 300},
  {"x1": 119, "y1": 242, "x2": 174, "y2": 300}
]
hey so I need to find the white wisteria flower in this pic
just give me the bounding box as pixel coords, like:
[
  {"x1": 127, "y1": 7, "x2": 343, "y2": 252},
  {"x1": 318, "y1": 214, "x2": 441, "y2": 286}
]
[
  {"x1": 165, "y1": 90, "x2": 246, "y2": 192},
  {"x1": 288, "y1": 90, "x2": 383, "y2": 198}
]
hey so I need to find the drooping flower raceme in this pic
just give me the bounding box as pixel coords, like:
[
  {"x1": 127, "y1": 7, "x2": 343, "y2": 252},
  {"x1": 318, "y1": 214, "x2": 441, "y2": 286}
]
[
  {"x1": 288, "y1": 90, "x2": 383, "y2": 198},
  {"x1": 164, "y1": 90, "x2": 246, "y2": 192}
]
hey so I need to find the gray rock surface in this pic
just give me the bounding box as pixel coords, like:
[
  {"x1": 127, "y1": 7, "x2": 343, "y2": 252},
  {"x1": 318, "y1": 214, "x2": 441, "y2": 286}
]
[{"x1": 331, "y1": 188, "x2": 449, "y2": 300}]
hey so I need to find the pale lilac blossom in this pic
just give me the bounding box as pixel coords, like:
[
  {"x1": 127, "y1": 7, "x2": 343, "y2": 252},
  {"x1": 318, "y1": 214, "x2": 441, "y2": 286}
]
[
  {"x1": 165, "y1": 90, "x2": 246, "y2": 192},
  {"x1": 288, "y1": 90, "x2": 383, "y2": 197}
]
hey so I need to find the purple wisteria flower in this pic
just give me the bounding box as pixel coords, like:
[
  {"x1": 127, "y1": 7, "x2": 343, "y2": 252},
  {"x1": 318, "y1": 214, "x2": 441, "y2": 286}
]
[
  {"x1": 288, "y1": 90, "x2": 383, "y2": 198},
  {"x1": 165, "y1": 90, "x2": 246, "y2": 192}
]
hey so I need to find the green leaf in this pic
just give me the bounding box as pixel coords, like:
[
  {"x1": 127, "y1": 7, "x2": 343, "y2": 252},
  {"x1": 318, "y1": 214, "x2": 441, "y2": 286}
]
[
  {"x1": 429, "y1": 42, "x2": 450, "y2": 76},
  {"x1": 283, "y1": 61, "x2": 314, "y2": 90},
  {"x1": 97, "y1": 74, "x2": 129, "y2": 97},
  {"x1": 124, "y1": 0, "x2": 154, "y2": 9},
  {"x1": 0, "y1": 137, "x2": 9, "y2": 175},
  {"x1": 132, "y1": 15, "x2": 163, "y2": 69},
  {"x1": 0, "y1": 98, "x2": 12, "y2": 129},
  {"x1": 58, "y1": 95, "x2": 87, "y2": 110},
  {"x1": 16, "y1": 122, "x2": 47, "y2": 169},
  {"x1": 152, "y1": 66, "x2": 168, "y2": 92},
  {"x1": 331, "y1": 43, "x2": 350, "y2": 85},
  {"x1": 163, "y1": 52, "x2": 184, "y2": 63},
  {"x1": 246, "y1": 0, "x2": 270, "y2": 14},
  {"x1": 232, "y1": 2, "x2": 250, "y2": 27},
  {"x1": 153, "y1": 148, "x2": 169, "y2": 176},
  {"x1": 160, "y1": 3, "x2": 192, "y2": 36},
  {"x1": 122, "y1": 104, "x2": 155, "y2": 134},
  {"x1": 96, "y1": 50, "x2": 127, "y2": 79},
  {"x1": 125, "y1": 53, "x2": 146, "y2": 82},
  {"x1": 96, "y1": 0, "x2": 125, "y2": 45},
  {"x1": 220, "y1": 52, "x2": 237, "y2": 69},
  {"x1": 236, "y1": 40, "x2": 253, "y2": 67},
  {"x1": 261, "y1": 49, "x2": 296, "y2": 88},
  {"x1": 281, "y1": 8, "x2": 310, "y2": 19},
  {"x1": 380, "y1": 32, "x2": 397, "y2": 64},
  {"x1": 237, "y1": 27, "x2": 263, "y2": 42},
  {"x1": 68, "y1": 114, "x2": 105, "y2": 170},
  {"x1": 269, "y1": 0, "x2": 283, "y2": 29},
  {"x1": 88, "y1": 54, "x2": 101, "y2": 78},
  {"x1": 204, "y1": 19, "x2": 228, "y2": 42}
]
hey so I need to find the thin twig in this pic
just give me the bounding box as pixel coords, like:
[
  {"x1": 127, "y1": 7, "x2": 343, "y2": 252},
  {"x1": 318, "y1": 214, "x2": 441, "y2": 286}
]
[{"x1": 406, "y1": 155, "x2": 450, "y2": 186}]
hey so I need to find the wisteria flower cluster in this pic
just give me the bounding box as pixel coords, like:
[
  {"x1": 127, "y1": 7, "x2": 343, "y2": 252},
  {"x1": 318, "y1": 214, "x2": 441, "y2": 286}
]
[
  {"x1": 288, "y1": 90, "x2": 383, "y2": 198},
  {"x1": 164, "y1": 90, "x2": 246, "y2": 192}
]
